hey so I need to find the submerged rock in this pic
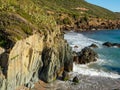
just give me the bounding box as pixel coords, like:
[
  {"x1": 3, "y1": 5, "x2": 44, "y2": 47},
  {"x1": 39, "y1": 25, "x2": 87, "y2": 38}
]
[
  {"x1": 103, "y1": 42, "x2": 113, "y2": 47},
  {"x1": 113, "y1": 43, "x2": 120, "y2": 48},
  {"x1": 89, "y1": 43, "x2": 98, "y2": 48},
  {"x1": 103, "y1": 42, "x2": 120, "y2": 48}
]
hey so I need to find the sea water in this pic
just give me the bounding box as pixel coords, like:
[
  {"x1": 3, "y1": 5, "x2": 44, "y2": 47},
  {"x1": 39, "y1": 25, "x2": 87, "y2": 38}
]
[{"x1": 64, "y1": 30, "x2": 120, "y2": 78}]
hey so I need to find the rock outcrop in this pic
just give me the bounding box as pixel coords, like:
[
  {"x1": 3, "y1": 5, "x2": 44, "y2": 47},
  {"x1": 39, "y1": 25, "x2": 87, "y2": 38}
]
[
  {"x1": 103, "y1": 42, "x2": 113, "y2": 47},
  {"x1": 73, "y1": 47, "x2": 98, "y2": 64},
  {"x1": 0, "y1": 30, "x2": 73, "y2": 90},
  {"x1": 61, "y1": 17, "x2": 120, "y2": 31},
  {"x1": 89, "y1": 44, "x2": 98, "y2": 48},
  {"x1": 103, "y1": 42, "x2": 120, "y2": 48},
  {"x1": 0, "y1": 0, "x2": 73, "y2": 89}
]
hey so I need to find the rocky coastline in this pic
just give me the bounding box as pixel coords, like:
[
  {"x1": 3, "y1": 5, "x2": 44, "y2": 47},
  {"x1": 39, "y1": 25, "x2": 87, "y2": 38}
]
[
  {"x1": 1, "y1": 28, "x2": 120, "y2": 90},
  {"x1": 0, "y1": 0, "x2": 120, "y2": 90},
  {"x1": 0, "y1": 30, "x2": 73, "y2": 90},
  {"x1": 29, "y1": 43, "x2": 120, "y2": 90},
  {"x1": 61, "y1": 18, "x2": 120, "y2": 31}
]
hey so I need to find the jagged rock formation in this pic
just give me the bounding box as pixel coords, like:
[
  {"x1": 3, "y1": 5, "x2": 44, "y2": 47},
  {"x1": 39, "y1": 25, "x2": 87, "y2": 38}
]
[
  {"x1": 0, "y1": 0, "x2": 73, "y2": 89},
  {"x1": 0, "y1": 31, "x2": 73, "y2": 90},
  {"x1": 89, "y1": 43, "x2": 98, "y2": 48},
  {"x1": 0, "y1": 0, "x2": 119, "y2": 90},
  {"x1": 73, "y1": 47, "x2": 98, "y2": 64}
]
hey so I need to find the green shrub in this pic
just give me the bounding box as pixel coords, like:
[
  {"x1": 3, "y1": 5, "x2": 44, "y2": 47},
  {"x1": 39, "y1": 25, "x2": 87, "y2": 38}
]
[{"x1": 63, "y1": 17, "x2": 71, "y2": 24}]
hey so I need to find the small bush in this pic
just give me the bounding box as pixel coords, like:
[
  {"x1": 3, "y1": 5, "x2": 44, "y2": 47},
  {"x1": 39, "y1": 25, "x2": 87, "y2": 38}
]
[{"x1": 63, "y1": 17, "x2": 71, "y2": 24}]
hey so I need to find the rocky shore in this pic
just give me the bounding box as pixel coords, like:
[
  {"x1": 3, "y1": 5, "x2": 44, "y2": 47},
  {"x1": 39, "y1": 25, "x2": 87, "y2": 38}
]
[
  {"x1": 61, "y1": 17, "x2": 120, "y2": 31},
  {"x1": 42, "y1": 74, "x2": 120, "y2": 90},
  {"x1": 0, "y1": 0, "x2": 120, "y2": 90},
  {"x1": 0, "y1": 31, "x2": 73, "y2": 90}
]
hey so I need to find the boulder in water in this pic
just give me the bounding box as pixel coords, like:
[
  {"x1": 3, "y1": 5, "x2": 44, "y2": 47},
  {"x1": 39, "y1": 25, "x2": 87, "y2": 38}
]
[
  {"x1": 73, "y1": 47, "x2": 98, "y2": 64},
  {"x1": 103, "y1": 42, "x2": 120, "y2": 48},
  {"x1": 113, "y1": 43, "x2": 120, "y2": 48},
  {"x1": 72, "y1": 76, "x2": 79, "y2": 83},
  {"x1": 78, "y1": 47, "x2": 98, "y2": 64},
  {"x1": 89, "y1": 43, "x2": 98, "y2": 48},
  {"x1": 103, "y1": 42, "x2": 113, "y2": 47}
]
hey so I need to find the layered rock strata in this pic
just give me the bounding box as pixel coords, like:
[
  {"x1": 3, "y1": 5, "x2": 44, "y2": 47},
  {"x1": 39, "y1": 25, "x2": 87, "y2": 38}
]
[{"x1": 0, "y1": 31, "x2": 73, "y2": 90}]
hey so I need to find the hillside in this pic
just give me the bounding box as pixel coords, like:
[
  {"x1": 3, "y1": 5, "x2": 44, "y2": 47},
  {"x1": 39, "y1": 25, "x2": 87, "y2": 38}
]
[
  {"x1": 34, "y1": 0, "x2": 117, "y2": 19},
  {"x1": 33, "y1": 0, "x2": 120, "y2": 31},
  {"x1": 0, "y1": 0, "x2": 59, "y2": 48},
  {"x1": 0, "y1": 0, "x2": 120, "y2": 90},
  {"x1": 0, "y1": 0, "x2": 120, "y2": 48},
  {"x1": 0, "y1": 0, "x2": 73, "y2": 90},
  {"x1": 116, "y1": 12, "x2": 120, "y2": 19}
]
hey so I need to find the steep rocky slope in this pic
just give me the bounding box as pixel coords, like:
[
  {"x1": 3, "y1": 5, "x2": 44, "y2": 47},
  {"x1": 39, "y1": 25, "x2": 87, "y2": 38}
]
[
  {"x1": 0, "y1": 33, "x2": 73, "y2": 90},
  {"x1": 0, "y1": 0, "x2": 73, "y2": 90}
]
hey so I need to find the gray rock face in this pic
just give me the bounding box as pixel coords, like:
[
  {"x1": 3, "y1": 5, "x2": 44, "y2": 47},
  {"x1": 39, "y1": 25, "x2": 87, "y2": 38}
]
[
  {"x1": 0, "y1": 31, "x2": 73, "y2": 90},
  {"x1": 39, "y1": 41, "x2": 73, "y2": 82},
  {"x1": 73, "y1": 47, "x2": 98, "y2": 64}
]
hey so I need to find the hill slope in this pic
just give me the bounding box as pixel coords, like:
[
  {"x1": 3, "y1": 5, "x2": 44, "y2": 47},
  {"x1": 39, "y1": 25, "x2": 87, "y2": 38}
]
[
  {"x1": 0, "y1": 0, "x2": 120, "y2": 90},
  {"x1": 0, "y1": 0, "x2": 119, "y2": 47},
  {"x1": 33, "y1": 0, "x2": 120, "y2": 31},
  {"x1": 33, "y1": 0, "x2": 117, "y2": 19},
  {"x1": 0, "y1": 0, "x2": 58, "y2": 48}
]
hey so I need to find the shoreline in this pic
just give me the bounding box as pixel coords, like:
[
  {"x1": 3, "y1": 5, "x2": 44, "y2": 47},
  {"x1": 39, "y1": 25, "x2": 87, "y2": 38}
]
[
  {"x1": 64, "y1": 29, "x2": 120, "y2": 34},
  {"x1": 33, "y1": 74, "x2": 120, "y2": 90},
  {"x1": 30, "y1": 30, "x2": 120, "y2": 90}
]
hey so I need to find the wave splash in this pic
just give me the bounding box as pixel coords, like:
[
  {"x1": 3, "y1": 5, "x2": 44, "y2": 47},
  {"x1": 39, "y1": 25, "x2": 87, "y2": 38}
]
[
  {"x1": 64, "y1": 32, "x2": 120, "y2": 79},
  {"x1": 64, "y1": 32, "x2": 102, "y2": 52}
]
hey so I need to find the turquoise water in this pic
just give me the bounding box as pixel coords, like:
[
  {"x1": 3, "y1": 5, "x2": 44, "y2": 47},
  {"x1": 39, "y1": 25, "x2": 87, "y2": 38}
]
[
  {"x1": 64, "y1": 30, "x2": 120, "y2": 78},
  {"x1": 82, "y1": 30, "x2": 120, "y2": 43},
  {"x1": 82, "y1": 30, "x2": 120, "y2": 74}
]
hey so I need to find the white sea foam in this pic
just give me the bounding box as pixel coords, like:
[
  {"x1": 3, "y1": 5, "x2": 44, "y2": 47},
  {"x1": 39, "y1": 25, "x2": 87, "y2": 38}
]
[
  {"x1": 64, "y1": 32, "x2": 120, "y2": 79},
  {"x1": 64, "y1": 32, "x2": 103, "y2": 52},
  {"x1": 73, "y1": 63, "x2": 120, "y2": 79}
]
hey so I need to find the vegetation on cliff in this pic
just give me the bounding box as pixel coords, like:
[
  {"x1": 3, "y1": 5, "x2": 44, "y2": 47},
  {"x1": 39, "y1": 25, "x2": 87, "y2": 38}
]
[
  {"x1": 0, "y1": 0, "x2": 120, "y2": 48},
  {"x1": 0, "y1": 0, "x2": 120, "y2": 89},
  {"x1": 0, "y1": 0, "x2": 73, "y2": 90},
  {"x1": 32, "y1": 0, "x2": 120, "y2": 30},
  {"x1": 0, "y1": 0, "x2": 58, "y2": 48}
]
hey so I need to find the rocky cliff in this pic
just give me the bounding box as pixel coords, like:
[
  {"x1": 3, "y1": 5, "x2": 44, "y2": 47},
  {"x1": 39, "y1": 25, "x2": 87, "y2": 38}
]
[
  {"x1": 0, "y1": 0, "x2": 73, "y2": 89},
  {"x1": 0, "y1": 29, "x2": 73, "y2": 90},
  {"x1": 0, "y1": 0, "x2": 119, "y2": 89}
]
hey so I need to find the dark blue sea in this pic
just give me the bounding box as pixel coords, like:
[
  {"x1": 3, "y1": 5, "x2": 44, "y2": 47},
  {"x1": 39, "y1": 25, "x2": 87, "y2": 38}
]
[{"x1": 64, "y1": 30, "x2": 120, "y2": 78}]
